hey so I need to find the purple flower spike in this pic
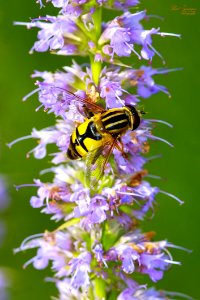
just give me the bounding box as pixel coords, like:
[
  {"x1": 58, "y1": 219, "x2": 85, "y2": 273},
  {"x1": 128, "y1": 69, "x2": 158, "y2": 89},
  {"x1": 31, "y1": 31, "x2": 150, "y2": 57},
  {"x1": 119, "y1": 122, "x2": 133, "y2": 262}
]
[{"x1": 13, "y1": 1, "x2": 189, "y2": 300}]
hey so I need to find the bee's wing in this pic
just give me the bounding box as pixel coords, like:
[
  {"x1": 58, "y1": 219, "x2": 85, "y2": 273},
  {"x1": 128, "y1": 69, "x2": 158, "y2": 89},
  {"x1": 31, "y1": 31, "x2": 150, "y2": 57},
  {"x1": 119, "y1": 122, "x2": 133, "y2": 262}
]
[
  {"x1": 52, "y1": 87, "x2": 105, "y2": 115},
  {"x1": 85, "y1": 135, "x2": 119, "y2": 188}
]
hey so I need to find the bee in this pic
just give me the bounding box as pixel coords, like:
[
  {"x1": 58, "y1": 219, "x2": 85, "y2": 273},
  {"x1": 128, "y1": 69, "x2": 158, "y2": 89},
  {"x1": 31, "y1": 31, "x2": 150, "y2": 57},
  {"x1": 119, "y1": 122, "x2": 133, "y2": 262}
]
[{"x1": 56, "y1": 88, "x2": 141, "y2": 187}]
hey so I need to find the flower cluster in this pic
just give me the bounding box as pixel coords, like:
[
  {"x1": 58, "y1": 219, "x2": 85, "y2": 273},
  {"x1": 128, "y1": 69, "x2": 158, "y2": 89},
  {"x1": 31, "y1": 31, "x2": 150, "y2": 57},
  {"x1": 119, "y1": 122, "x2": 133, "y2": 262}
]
[
  {"x1": 15, "y1": 5, "x2": 180, "y2": 62},
  {"x1": 15, "y1": 229, "x2": 181, "y2": 296},
  {"x1": 11, "y1": 1, "x2": 189, "y2": 299}
]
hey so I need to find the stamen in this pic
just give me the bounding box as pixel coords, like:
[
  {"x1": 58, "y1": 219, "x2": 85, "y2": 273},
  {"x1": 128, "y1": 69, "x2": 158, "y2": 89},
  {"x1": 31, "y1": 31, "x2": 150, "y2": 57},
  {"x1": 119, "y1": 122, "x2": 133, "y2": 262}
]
[
  {"x1": 163, "y1": 246, "x2": 174, "y2": 262},
  {"x1": 155, "y1": 85, "x2": 171, "y2": 97},
  {"x1": 146, "y1": 119, "x2": 173, "y2": 128},
  {"x1": 156, "y1": 67, "x2": 183, "y2": 75},
  {"x1": 164, "y1": 291, "x2": 194, "y2": 300},
  {"x1": 164, "y1": 258, "x2": 181, "y2": 265},
  {"x1": 35, "y1": 104, "x2": 44, "y2": 112},
  {"x1": 14, "y1": 183, "x2": 38, "y2": 191},
  {"x1": 127, "y1": 43, "x2": 141, "y2": 60},
  {"x1": 26, "y1": 147, "x2": 36, "y2": 159},
  {"x1": 23, "y1": 88, "x2": 40, "y2": 101},
  {"x1": 159, "y1": 190, "x2": 184, "y2": 205},
  {"x1": 158, "y1": 32, "x2": 181, "y2": 38},
  {"x1": 117, "y1": 191, "x2": 143, "y2": 206},
  {"x1": 13, "y1": 21, "x2": 37, "y2": 29},
  {"x1": 7, "y1": 135, "x2": 33, "y2": 148},
  {"x1": 44, "y1": 277, "x2": 56, "y2": 283},
  {"x1": 14, "y1": 233, "x2": 44, "y2": 254},
  {"x1": 115, "y1": 93, "x2": 126, "y2": 106},
  {"x1": 148, "y1": 42, "x2": 165, "y2": 64},
  {"x1": 23, "y1": 256, "x2": 37, "y2": 269},
  {"x1": 146, "y1": 174, "x2": 162, "y2": 180},
  {"x1": 20, "y1": 233, "x2": 43, "y2": 249},
  {"x1": 36, "y1": 0, "x2": 45, "y2": 8},
  {"x1": 46, "y1": 196, "x2": 51, "y2": 210},
  {"x1": 167, "y1": 242, "x2": 192, "y2": 253},
  {"x1": 146, "y1": 154, "x2": 162, "y2": 161},
  {"x1": 116, "y1": 191, "x2": 144, "y2": 197},
  {"x1": 40, "y1": 168, "x2": 54, "y2": 175},
  {"x1": 147, "y1": 134, "x2": 174, "y2": 147},
  {"x1": 147, "y1": 14, "x2": 165, "y2": 21}
]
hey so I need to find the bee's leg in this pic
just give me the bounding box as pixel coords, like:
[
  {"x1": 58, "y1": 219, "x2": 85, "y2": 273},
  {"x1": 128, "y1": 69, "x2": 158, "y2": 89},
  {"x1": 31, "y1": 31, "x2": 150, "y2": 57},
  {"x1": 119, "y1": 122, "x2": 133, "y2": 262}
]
[
  {"x1": 76, "y1": 104, "x2": 94, "y2": 119},
  {"x1": 115, "y1": 138, "x2": 128, "y2": 159},
  {"x1": 83, "y1": 105, "x2": 94, "y2": 118},
  {"x1": 75, "y1": 121, "x2": 82, "y2": 127},
  {"x1": 115, "y1": 139, "x2": 123, "y2": 152}
]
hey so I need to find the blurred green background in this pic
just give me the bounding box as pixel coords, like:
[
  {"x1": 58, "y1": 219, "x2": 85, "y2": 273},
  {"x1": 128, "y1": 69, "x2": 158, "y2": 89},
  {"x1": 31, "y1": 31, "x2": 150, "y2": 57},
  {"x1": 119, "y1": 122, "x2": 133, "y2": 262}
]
[{"x1": 0, "y1": 0, "x2": 199, "y2": 299}]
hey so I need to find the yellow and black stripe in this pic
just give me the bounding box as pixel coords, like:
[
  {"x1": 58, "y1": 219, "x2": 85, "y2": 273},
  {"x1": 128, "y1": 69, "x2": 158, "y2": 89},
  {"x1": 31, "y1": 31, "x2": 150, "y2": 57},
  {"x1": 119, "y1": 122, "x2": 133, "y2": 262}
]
[
  {"x1": 101, "y1": 108, "x2": 131, "y2": 134},
  {"x1": 67, "y1": 120, "x2": 103, "y2": 160}
]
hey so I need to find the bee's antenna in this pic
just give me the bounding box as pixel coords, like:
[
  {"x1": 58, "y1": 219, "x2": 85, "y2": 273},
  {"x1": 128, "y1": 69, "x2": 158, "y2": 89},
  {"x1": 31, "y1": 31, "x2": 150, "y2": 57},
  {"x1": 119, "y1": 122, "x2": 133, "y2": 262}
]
[
  {"x1": 140, "y1": 110, "x2": 146, "y2": 115},
  {"x1": 137, "y1": 104, "x2": 147, "y2": 116}
]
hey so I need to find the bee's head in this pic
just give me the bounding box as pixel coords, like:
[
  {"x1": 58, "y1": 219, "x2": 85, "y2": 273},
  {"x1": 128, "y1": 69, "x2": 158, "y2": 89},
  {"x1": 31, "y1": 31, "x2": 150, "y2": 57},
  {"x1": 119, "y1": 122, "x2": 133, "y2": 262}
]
[{"x1": 127, "y1": 105, "x2": 142, "y2": 130}]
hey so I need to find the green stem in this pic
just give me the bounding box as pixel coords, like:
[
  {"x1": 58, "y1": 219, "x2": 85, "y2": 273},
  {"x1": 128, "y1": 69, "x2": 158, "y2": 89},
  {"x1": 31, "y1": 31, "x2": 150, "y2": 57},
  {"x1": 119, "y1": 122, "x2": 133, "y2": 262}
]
[
  {"x1": 92, "y1": 7, "x2": 102, "y2": 42},
  {"x1": 90, "y1": 7, "x2": 102, "y2": 86},
  {"x1": 90, "y1": 57, "x2": 102, "y2": 86},
  {"x1": 94, "y1": 277, "x2": 106, "y2": 300},
  {"x1": 88, "y1": 285, "x2": 95, "y2": 300},
  {"x1": 90, "y1": 8, "x2": 105, "y2": 298}
]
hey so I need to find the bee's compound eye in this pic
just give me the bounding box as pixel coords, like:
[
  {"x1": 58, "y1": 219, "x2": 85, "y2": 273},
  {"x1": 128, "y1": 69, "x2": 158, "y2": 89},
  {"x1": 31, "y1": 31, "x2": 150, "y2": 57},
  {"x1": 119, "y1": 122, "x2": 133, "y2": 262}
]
[
  {"x1": 132, "y1": 112, "x2": 140, "y2": 130},
  {"x1": 126, "y1": 105, "x2": 140, "y2": 130}
]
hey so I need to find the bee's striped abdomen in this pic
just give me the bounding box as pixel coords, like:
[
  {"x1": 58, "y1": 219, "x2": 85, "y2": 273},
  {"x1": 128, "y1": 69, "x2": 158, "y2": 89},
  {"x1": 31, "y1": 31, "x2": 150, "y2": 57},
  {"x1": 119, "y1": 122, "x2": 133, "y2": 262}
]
[
  {"x1": 67, "y1": 135, "x2": 82, "y2": 160},
  {"x1": 101, "y1": 109, "x2": 129, "y2": 134},
  {"x1": 67, "y1": 120, "x2": 103, "y2": 160}
]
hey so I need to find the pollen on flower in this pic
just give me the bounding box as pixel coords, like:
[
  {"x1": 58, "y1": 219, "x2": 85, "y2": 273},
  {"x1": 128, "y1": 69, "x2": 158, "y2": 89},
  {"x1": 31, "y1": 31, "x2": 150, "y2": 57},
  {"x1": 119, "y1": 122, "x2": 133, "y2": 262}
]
[
  {"x1": 128, "y1": 170, "x2": 148, "y2": 187},
  {"x1": 86, "y1": 85, "x2": 99, "y2": 103}
]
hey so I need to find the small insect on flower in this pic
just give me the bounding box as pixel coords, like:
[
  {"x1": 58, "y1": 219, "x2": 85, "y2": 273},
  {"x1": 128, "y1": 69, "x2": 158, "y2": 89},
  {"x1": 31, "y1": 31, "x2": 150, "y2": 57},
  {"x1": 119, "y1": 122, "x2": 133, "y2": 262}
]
[{"x1": 54, "y1": 88, "x2": 142, "y2": 188}]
